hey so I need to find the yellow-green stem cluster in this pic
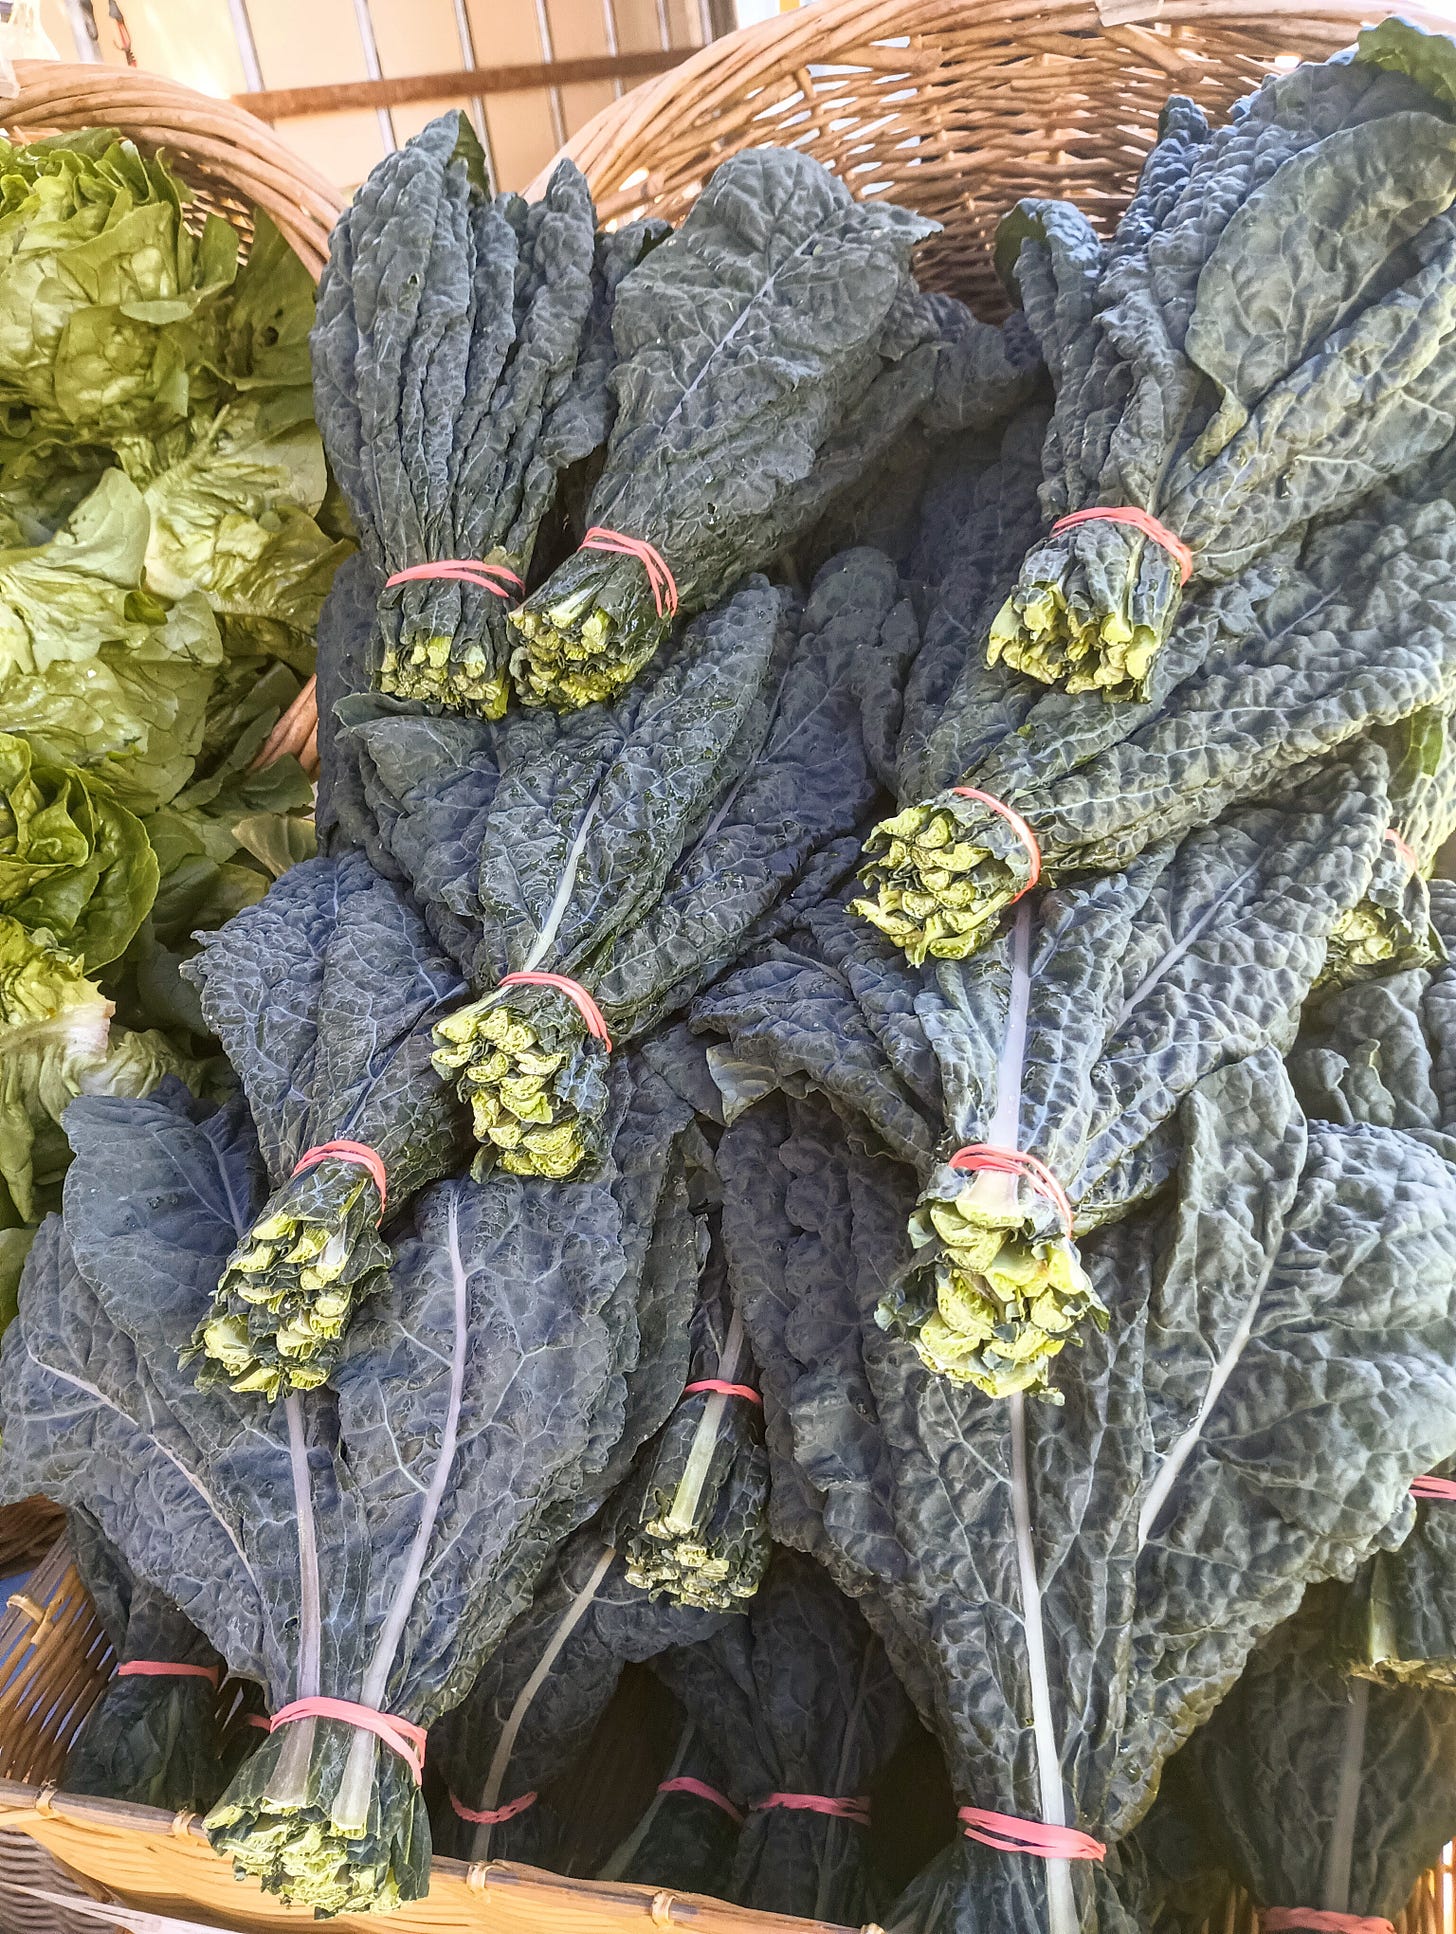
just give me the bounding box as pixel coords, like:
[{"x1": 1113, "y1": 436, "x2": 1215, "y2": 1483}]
[
  {"x1": 192, "y1": 1157, "x2": 388, "y2": 1399},
  {"x1": 886, "y1": 1181, "x2": 1107, "y2": 1400},
  {"x1": 431, "y1": 993, "x2": 596, "y2": 1178},
  {"x1": 856, "y1": 798, "x2": 1033, "y2": 964}
]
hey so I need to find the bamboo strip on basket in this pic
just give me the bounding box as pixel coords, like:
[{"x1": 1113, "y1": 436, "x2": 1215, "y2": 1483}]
[{"x1": 0, "y1": 1779, "x2": 871, "y2": 1934}]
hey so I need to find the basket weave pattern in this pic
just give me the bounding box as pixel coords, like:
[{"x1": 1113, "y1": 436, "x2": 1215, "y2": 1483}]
[
  {"x1": 544, "y1": 1, "x2": 1456, "y2": 316},
  {"x1": 5, "y1": 7, "x2": 1456, "y2": 1932}
]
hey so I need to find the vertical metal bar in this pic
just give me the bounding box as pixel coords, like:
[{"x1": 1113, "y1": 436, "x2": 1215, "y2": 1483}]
[
  {"x1": 695, "y1": 0, "x2": 711, "y2": 44},
  {"x1": 601, "y1": 0, "x2": 622, "y2": 99},
  {"x1": 64, "y1": 0, "x2": 100, "y2": 60},
  {"x1": 534, "y1": 0, "x2": 566, "y2": 150},
  {"x1": 450, "y1": 0, "x2": 499, "y2": 187},
  {"x1": 351, "y1": 0, "x2": 397, "y2": 154},
  {"x1": 655, "y1": 0, "x2": 671, "y2": 50},
  {"x1": 226, "y1": 0, "x2": 264, "y2": 93}
]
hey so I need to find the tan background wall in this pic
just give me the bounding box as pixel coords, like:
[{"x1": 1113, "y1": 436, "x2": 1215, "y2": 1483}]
[{"x1": 25, "y1": 0, "x2": 746, "y2": 192}]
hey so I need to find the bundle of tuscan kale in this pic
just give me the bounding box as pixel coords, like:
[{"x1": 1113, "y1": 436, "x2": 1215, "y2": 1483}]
[
  {"x1": 334, "y1": 558, "x2": 896, "y2": 1185},
  {"x1": 987, "y1": 21, "x2": 1456, "y2": 703},
  {"x1": 697, "y1": 742, "x2": 1391, "y2": 1395}
]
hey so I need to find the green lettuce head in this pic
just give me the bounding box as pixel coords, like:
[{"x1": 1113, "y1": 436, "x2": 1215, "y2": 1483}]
[
  {"x1": 0, "y1": 730, "x2": 158, "y2": 968},
  {"x1": 0, "y1": 468, "x2": 223, "y2": 812},
  {"x1": 0, "y1": 913, "x2": 202, "y2": 1226},
  {"x1": 0, "y1": 128, "x2": 238, "y2": 450}
]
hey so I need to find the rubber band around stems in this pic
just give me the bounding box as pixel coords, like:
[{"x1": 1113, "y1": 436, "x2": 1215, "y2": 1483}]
[
  {"x1": 497, "y1": 971, "x2": 613, "y2": 1049},
  {"x1": 1385, "y1": 828, "x2": 1418, "y2": 872},
  {"x1": 450, "y1": 1789, "x2": 538, "y2": 1827},
  {"x1": 579, "y1": 526, "x2": 680, "y2": 620},
  {"x1": 290, "y1": 1140, "x2": 389, "y2": 1215},
  {"x1": 751, "y1": 1792, "x2": 871, "y2": 1826},
  {"x1": 116, "y1": 1662, "x2": 220, "y2": 1687},
  {"x1": 1260, "y1": 1912, "x2": 1396, "y2": 1934},
  {"x1": 948, "y1": 1144, "x2": 1075, "y2": 1238},
  {"x1": 950, "y1": 787, "x2": 1042, "y2": 896},
  {"x1": 1049, "y1": 506, "x2": 1194, "y2": 585},
  {"x1": 683, "y1": 1379, "x2": 762, "y2": 1405},
  {"x1": 959, "y1": 1807, "x2": 1106, "y2": 1862},
  {"x1": 657, "y1": 1776, "x2": 743, "y2": 1824},
  {"x1": 384, "y1": 561, "x2": 525, "y2": 601},
  {"x1": 1412, "y1": 1475, "x2": 1456, "y2": 1500},
  {"x1": 268, "y1": 1697, "x2": 427, "y2": 1786}
]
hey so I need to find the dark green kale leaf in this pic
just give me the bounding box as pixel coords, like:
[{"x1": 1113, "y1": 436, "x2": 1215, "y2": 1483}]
[
  {"x1": 653, "y1": 1546, "x2": 911, "y2": 1928},
  {"x1": 182, "y1": 852, "x2": 470, "y2": 1397},
  {"x1": 990, "y1": 42, "x2": 1456, "y2": 700},
  {"x1": 697, "y1": 742, "x2": 1389, "y2": 1396},
  {"x1": 596, "y1": 1715, "x2": 741, "y2": 1897},
  {"x1": 429, "y1": 1528, "x2": 725, "y2": 1867},
  {"x1": 509, "y1": 147, "x2": 942, "y2": 710},
  {"x1": 64, "y1": 1505, "x2": 233, "y2": 1814},
  {"x1": 1158, "y1": 1590, "x2": 1456, "y2": 1933},
  {"x1": 2, "y1": 1059, "x2": 698, "y2": 1913}
]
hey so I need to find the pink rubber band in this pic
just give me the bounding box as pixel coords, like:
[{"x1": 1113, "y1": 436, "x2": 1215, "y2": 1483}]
[
  {"x1": 116, "y1": 1661, "x2": 220, "y2": 1687},
  {"x1": 1261, "y1": 1913, "x2": 1395, "y2": 1934},
  {"x1": 1050, "y1": 507, "x2": 1194, "y2": 585},
  {"x1": 1413, "y1": 1475, "x2": 1456, "y2": 1500},
  {"x1": 385, "y1": 561, "x2": 524, "y2": 601},
  {"x1": 658, "y1": 1776, "x2": 743, "y2": 1824},
  {"x1": 684, "y1": 1379, "x2": 762, "y2": 1405},
  {"x1": 290, "y1": 1140, "x2": 388, "y2": 1213},
  {"x1": 269, "y1": 1697, "x2": 427, "y2": 1785},
  {"x1": 959, "y1": 1807, "x2": 1106, "y2": 1862},
  {"x1": 661, "y1": 1771, "x2": 742, "y2": 1817},
  {"x1": 245, "y1": 1713, "x2": 270, "y2": 1730},
  {"x1": 1385, "y1": 829, "x2": 1418, "y2": 872},
  {"x1": 951, "y1": 787, "x2": 1043, "y2": 896},
  {"x1": 752, "y1": 1792, "x2": 870, "y2": 1826},
  {"x1": 580, "y1": 526, "x2": 680, "y2": 620},
  {"x1": 449, "y1": 1789, "x2": 538, "y2": 1826},
  {"x1": 498, "y1": 971, "x2": 613, "y2": 1049},
  {"x1": 948, "y1": 1144, "x2": 1075, "y2": 1237}
]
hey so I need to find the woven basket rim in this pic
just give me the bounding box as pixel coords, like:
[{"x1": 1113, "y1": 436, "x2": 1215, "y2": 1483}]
[{"x1": 532, "y1": 0, "x2": 1456, "y2": 199}]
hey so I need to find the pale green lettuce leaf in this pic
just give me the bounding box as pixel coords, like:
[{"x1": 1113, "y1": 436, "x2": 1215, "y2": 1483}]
[
  {"x1": 0, "y1": 469, "x2": 223, "y2": 811},
  {"x1": 0, "y1": 731, "x2": 156, "y2": 968}
]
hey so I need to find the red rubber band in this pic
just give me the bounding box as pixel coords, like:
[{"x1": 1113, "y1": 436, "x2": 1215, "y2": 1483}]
[
  {"x1": 116, "y1": 1661, "x2": 220, "y2": 1687},
  {"x1": 449, "y1": 1789, "x2": 538, "y2": 1826},
  {"x1": 657, "y1": 1776, "x2": 744, "y2": 1824},
  {"x1": 1385, "y1": 828, "x2": 1418, "y2": 872},
  {"x1": 580, "y1": 526, "x2": 680, "y2": 620},
  {"x1": 947, "y1": 1144, "x2": 1075, "y2": 1237},
  {"x1": 498, "y1": 971, "x2": 613, "y2": 1049},
  {"x1": 1050, "y1": 507, "x2": 1194, "y2": 585},
  {"x1": 1413, "y1": 1475, "x2": 1456, "y2": 1500},
  {"x1": 290, "y1": 1140, "x2": 388, "y2": 1215},
  {"x1": 385, "y1": 561, "x2": 524, "y2": 601},
  {"x1": 269, "y1": 1697, "x2": 427, "y2": 1785},
  {"x1": 752, "y1": 1792, "x2": 870, "y2": 1826},
  {"x1": 951, "y1": 788, "x2": 1043, "y2": 895},
  {"x1": 684, "y1": 1379, "x2": 763, "y2": 1405},
  {"x1": 959, "y1": 1807, "x2": 1106, "y2": 1862},
  {"x1": 1261, "y1": 1914, "x2": 1395, "y2": 1934}
]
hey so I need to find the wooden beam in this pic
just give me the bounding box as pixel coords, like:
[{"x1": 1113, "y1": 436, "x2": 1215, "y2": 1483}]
[{"x1": 233, "y1": 48, "x2": 690, "y2": 123}]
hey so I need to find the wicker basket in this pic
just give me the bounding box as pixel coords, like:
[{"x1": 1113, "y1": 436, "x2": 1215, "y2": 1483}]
[{"x1": 3, "y1": 7, "x2": 1455, "y2": 1932}]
